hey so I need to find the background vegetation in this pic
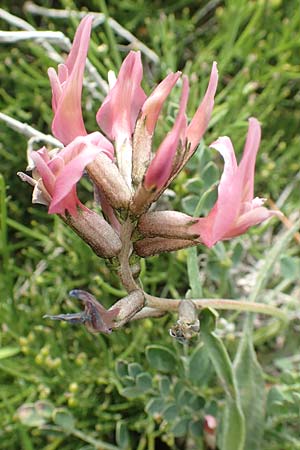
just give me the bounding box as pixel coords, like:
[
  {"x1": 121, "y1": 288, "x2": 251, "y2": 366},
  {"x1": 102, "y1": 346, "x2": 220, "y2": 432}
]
[{"x1": 1, "y1": 0, "x2": 300, "y2": 449}]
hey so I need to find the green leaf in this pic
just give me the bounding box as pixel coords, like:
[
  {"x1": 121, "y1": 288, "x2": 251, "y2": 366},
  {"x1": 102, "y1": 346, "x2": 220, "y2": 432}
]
[
  {"x1": 266, "y1": 386, "x2": 285, "y2": 411},
  {"x1": 115, "y1": 360, "x2": 128, "y2": 378},
  {"x1": 173, "y1": 380, "x2": 186, "y2": 401},
  {"x1": 0, "y1": 346, "x2": 20, "y2": 359},
  {"x1": 220, "y1": 398, "x2": 245, "y2": 450},
  {"x1": 234, "y1": 329, "x2": 265, "y2": 450},
  {"x1": 116, "y1": 421, "x2": 130, "y2": 449},
  {"x1": 176, "y1": 388, "x2": 194, "y2": 410},
  {"x1": 201, "y1": 329, "x2": 245, "y2": 450},
  {"x1": 188, "y1": 395, "x2": 205, "y2": 412},
  {"x1": 280, "y1": 255, "x2": 300, "y2": 281},
  {"x1": 128, "y1": 362, "x2": 142, "y2": 378},
  {"x1": 187, "y1": 247, "x2": 202, "y2": 298},
  {"x1": 233, "y1": 222, "x2": 300, "y2": 449},
  {"x1": 146, "y1": 345, "x2": 177, "y2": 373},
  {"x1": 200, "y1": 308, "x2": 218, "y2": 333},
  {"x1": 135, "y1": 372, "x2": 152, "y2": 392},
  {"x1": 182, "y1": 194, "x2": 199, "y2": 216},
  {"x1": 122, "y1": 376, "x2": 135, "y2": 387},
  {"x1": 189, "y1": 419, "x2": 203, "y2": 438},
  {"x1": 145, "y1": 397, "x2": 165, "y2": 417},
  {"x1": 159, "y1": 376, "x2": 171, "y2": 397},
  {"x1": 188, "y1": 343, "x2": 213, "y2": 385},
  {"x1": 121, "y1": 387, "x2": 143, "y2": 399},
  {"x1": 163, "y1": 403, "x2": 178, "y2": 422},
  {"x1": 184, "y1": 177, "x2": 203, "y2": 194},
  {"x1": 249, "y1": 222, "x2": 300, "y2": 304},
  {"x1": 171, "y1": 416, "x2": 189, "y2": 437},
  {"x1": 201, "y1": 332, "x2": 235, "y2": 394},
  {"x1": 52, "y1": 408, "x2": 75, "y2": 431}
]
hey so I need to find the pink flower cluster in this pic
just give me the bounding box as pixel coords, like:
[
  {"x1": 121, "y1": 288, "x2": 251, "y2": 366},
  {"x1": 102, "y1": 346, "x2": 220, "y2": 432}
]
[{"x1": 19, "y1": 15, "x2": 280, "y2": 257}]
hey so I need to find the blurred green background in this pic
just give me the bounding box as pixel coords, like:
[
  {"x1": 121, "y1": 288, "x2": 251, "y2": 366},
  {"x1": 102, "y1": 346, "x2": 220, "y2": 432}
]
[{"x1": 1, "y1": 1, "x2": 300, "y2": 449}]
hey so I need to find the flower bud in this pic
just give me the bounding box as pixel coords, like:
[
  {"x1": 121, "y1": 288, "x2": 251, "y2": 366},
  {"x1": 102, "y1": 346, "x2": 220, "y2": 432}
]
[
  {"x1": 134, "y1": 236, "x2": 196, "y2": 257},
  {"x1": 138, "y1": 211, "x2": 198, "y2": 239},
  {"x1": 109, "y1": 290, "x2": 145, "y2": 327},
  {"x1": 63, "y1": 210, "x2": 122, "y2": 258},
  {"x1": 169, "y1": 299, "x2": 200, "y2": 343},
  {"x1": 87, "y1": 153, "x2": 132, "y2": 210}
]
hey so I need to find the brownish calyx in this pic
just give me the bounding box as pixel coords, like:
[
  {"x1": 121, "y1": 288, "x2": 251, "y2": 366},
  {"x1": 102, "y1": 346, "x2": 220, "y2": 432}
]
[
  {"x1": 134, "y1": 236, "x2": 197, "y2": 257},
  {"x1": 138, "y1": 210, "x2": 198, "y2": 239},
  {"x1": 132, "y1": 117, "x2": 153, "y2": 187},
  {"x1": 87, "y1": 153, "x2": 132, "y2": 210},
  {"x1": 63, "y1": 210, "x2": 122, "y2": 258}
]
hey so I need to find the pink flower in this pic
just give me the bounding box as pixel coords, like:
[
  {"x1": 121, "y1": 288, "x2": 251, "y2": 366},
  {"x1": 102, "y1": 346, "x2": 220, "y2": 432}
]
[
  {"x1": 96, "y1": 51, "x2": 147, "y2": 146},
  {"x1": 142, "y1": 62, "x2": 218, "y2": 192},
  {"x1": 48, "y1": 15, "x2": 93, "y2": 145},
  {"x1": 190, "y1": 118, "x2": 281, "y2": 247},
  {"x1": 143, "y1": 76, "x2": 189, "y2": 189},
  {"x1": 186, "y1": 62, "x2": 218, "y2": 153},
  {"x1": 140, "y1": 71, "x2": 182, "y2": 135},
  {"x1": 24, "y1": 15, "x2": 220, "y2": 220},
  {"x1": 30, "y1": 132, "x2": 114, "y2": 216}
]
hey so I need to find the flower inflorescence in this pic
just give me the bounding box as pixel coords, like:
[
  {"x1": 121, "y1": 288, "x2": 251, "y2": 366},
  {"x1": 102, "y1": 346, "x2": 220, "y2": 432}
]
[{"x1": 18, "y1": 15, "x2": 281, "y2": 333}]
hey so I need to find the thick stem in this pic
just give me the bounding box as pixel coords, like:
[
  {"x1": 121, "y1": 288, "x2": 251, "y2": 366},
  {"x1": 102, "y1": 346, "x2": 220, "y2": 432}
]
[
  {"x1": 118, "y1": 218, "x2": 141, "y2": 293},
  {"x1": 144, "y1": 294, "x2": 288, "y2": 323}
]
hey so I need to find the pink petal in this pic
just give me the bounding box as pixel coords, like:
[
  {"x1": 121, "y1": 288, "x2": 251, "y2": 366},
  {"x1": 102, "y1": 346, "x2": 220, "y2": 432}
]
[
  {"x1": 143, "y1": 76, "x2": 189, "y2": 190},
  {"x1": 96, "y1": 51, "x2": 146, "y2": 143},
  {"x1": 191, "y1": 209, "x2": 217, "y2": 248},
  {"x1": 223, "y1": 206, "x2": 281, "y2": 239},
  {"x1": 48, "y1": 68, "x2": 63, "y2": 112},
  {"x1": 191, "y1": 119, "x2": 277, "y2": 247},
  {"x1": 49, "y1": 143, "x2": 100, "y2": 214},
  {"x1": 141, "y1": 71, "x2": 181, "y2": 135},
  {"x1": 37, "y1": 146, "x2": 51, "y2": 163},
  {"x1": 86, "y1": 131, "x2": 114, "y2": 160},
  {"x1": 57, "y1": 64, "x2": 68, "y2": 84},
  {"x1": 48, "y1": 156, "x2": 64, "y2": 177},
  {"x1": 30, "y1": 149, "x2": 56, "y2": 196},
  {"x1": 49, "y1": 15, "x2": 93, "y2": 144},
  {"x1": 49, "y1": 186, "x2": 85, "y2": 216},
  {"x1": 238, "y1": 118, "x2": 261, "y2": 202},
  {"x1": 60, "y1": 132, "x2": 114, "y2": 164},
  {"x1": 186, "y1": 62, "x2": 218, "y2": 153},
  {"x1": 207, "y1": 136, "x2": 242, "y2": 243},
  {"x1": 65, "y1": 15, "x2": 93, "y2": 73}
]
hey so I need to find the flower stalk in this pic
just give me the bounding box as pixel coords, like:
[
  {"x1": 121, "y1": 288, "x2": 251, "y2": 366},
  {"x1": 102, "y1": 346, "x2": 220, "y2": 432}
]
[{"x1": 144, "y1": 295, "x2": 288, "y2": 324}]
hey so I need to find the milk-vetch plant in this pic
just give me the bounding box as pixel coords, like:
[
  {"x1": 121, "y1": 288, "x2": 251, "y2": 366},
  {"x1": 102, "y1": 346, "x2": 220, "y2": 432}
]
[{"x1": 18, "y1": 15, "x2": 282, "y2": 338}]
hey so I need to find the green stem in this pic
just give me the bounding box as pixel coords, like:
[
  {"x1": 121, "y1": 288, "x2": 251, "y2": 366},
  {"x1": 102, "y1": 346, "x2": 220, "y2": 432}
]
[
  {"x1": 42, "y1": 425, "x2": 120, "y2": 450},
  {"x1": 71, "y1": 427, "x2": 121, "y2": 450},
  {"x1": 118, "y1": 219, "x2": 141, "y2": 293},
  {"x1": 144, "y1": 294, "x2": 288, "y2": 323},
  {"x1": 0, "y1": 175, "x2": 8, "y2": 271}
]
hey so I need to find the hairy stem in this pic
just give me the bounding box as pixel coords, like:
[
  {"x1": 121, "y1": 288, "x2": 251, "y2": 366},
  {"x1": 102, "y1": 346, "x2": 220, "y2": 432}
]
[
  {"x1": 118, "y1": 218, "x2": 141, "y2": 293},
  {"x1": 144, "y1": 294, "x2": 288, "y2": 323}
]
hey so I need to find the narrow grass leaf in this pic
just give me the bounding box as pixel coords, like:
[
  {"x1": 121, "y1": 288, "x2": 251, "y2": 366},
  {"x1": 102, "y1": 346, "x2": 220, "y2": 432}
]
[
  {"x1": 201, "y1": 314, "x2": 245, "y2": 450},
  {"x1": 249, "y1": 222, "x2": 300, "y2": 303},
  {"x1": 187, "y1": 247, "x2": 202, "y2": 298},
  {"x1": 0, "y1": 346, "x2": 20, "y2": 359},
  {"x1": 234, "y1": 329, "x2": 265, "y2": 450},
  {"x1": 233, "y1": 223, "x2": 299, "y2": 449}
]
